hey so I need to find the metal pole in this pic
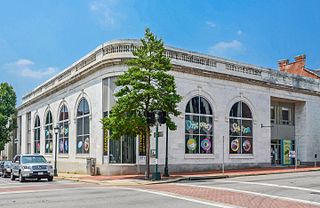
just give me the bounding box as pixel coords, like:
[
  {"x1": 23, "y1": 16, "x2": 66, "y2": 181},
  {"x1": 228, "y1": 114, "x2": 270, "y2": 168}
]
[
  {"x1": 152, "y1": 111, "x2": 161, "y2": 180},
  {"x1": 163, "y1": 125, "x2": 169, "y2": 177},
  {"x1": 222, "y1": 136, "x2": 225, "y2": 174},
  {"x1": 54, "y1": 132, "x2": 58, "y2": 176},
  {"x1": 155, "y1": 122, "x2": 159, "y2": 174},
  {"x1": 295, "y1": 125, "x2": 297, "y2": 171}
]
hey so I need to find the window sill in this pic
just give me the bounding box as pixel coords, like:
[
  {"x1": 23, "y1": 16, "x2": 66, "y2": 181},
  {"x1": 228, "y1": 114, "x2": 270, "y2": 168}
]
[
  {"x1": 43, "y1": 154, "x2": 53, "y2": 157},
  {"x1": 108, "y1": 163, "x2": 137, "y2": 166},
  {"x1": 75, "y1": 154, "x2": 90, "y2": 159},
  {"x1": 58, "y1": 154, "x2": 69, "y2": 158},
  {"x1": 228, "y1": 154, "x2": 254, "y2": 159},
  {"x1": 184, "y1": 154, "x2": 215, "y2": 159}
]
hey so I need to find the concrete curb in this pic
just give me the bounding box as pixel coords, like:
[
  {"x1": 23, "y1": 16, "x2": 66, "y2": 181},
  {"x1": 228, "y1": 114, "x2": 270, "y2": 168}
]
[{"x1": 57, "y1": 168, "x2": 320, "y2": 186}]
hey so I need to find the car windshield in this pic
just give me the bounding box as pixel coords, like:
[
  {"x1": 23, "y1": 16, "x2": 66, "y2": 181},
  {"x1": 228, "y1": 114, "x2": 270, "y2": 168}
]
[{"x1": 21, "y1": 156, "x2": 47, "y2": 164}]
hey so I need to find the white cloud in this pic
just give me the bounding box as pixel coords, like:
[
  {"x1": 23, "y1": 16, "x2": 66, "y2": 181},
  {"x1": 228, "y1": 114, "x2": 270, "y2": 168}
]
[
  {"x1": 237, "y1": 30, "x2": 244, "y2": 36},
  {"x1": 206, "y1": 21, "x2": 216, "y2": 28},
  {"x1": 89, "y1": 0, "x2": 123, "y2": 28},
  {"x1": 209, "y1": 40, "x2": 245, "y2": 57},
  {"x1": 6, "y1": 59, "x2": 58, "y2": 79},
  {"x1": 16, "y1": 59, "x2": 34, "y2": 66}
]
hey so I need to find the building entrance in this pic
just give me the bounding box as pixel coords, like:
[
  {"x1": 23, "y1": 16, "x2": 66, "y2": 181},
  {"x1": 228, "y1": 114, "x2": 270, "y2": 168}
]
[{"x1": 271, "y1": 140, "x2": 281, "y2": 165}]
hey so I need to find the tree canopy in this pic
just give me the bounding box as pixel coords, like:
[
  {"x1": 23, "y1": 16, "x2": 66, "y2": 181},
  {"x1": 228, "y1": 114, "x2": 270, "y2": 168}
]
[
  {"x1": 102, "y1": 28, "x2": 182, "y2": 178},
  {"x1": 0, "y1": 82, "x2": 17, "y2": 151}
]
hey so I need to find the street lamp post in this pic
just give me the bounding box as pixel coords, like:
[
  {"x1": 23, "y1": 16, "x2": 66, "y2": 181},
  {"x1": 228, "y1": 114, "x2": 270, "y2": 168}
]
[
  {"x1": 53, "y1": 125, "x2": 60, "y2": 177},
  {"x1": 152, "y1": 111, "x2": 161, "y2": 180},
  {"x1": 163, "y1": 125, "x2": 169, "y2": 177}
]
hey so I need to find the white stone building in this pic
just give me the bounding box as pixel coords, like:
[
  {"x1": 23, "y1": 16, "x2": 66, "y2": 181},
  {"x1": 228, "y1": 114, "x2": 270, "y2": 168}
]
[{"x1": 16, "y1": 39, "x2": 320, "y2": 175}]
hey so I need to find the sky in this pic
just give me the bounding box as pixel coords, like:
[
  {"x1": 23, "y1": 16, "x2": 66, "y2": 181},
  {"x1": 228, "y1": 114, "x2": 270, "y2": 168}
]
[{"x1": 0, "y1": 0, "x2": 319, "y2": 105}]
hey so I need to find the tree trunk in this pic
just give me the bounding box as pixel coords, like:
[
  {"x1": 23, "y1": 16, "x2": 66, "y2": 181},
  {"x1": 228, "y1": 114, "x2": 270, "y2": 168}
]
[{"x1": 145, "y1": 127, "x2": 150, "y2": 179}]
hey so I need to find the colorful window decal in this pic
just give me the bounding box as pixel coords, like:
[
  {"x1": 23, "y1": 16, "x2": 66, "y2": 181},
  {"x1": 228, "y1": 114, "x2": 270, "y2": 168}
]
[
  {"x1": 44, "y1": 111, "x2": 53, "y2": 154},
  {"x1": 76, "y1": 98, "x2": 90, "y2": 154},
  {"x1": 34, "y1": 115, "x2": 41, "y2": 154},
  {"x1": 58, "y1": 105, "x2": 69, "y2": 154},
  {"x1": 229, "y1": 101, "x2": 253, "y2": 154},
  {"x1": 185, "y1": 96, "x2": 213, "y2": 154}
]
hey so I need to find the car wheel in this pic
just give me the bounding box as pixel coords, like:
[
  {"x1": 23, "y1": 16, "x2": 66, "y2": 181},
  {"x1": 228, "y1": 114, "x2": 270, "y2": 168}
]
[
  {"x1": 1, "y1": 171, "x2": 4, "y2": 178},
  {"x1": 19, "y1": 172, "x2": 25, "y2": 182},
  {"x1": 10, "y1": 172, "x2": 16, "y2": 181},
  {"x1": 47, "y1": 176, "x2": 53, "y2": 182}
]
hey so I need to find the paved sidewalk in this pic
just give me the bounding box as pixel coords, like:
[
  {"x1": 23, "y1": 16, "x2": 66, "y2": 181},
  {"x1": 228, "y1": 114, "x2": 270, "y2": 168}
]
[{"x1": 57, "y1": 166, "x2": 320, "y2": 186}]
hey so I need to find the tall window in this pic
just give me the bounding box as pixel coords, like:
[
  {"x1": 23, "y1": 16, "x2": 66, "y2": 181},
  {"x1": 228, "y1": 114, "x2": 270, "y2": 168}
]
[
  {"x1": 58, "y1": 105, "x2": 69, "y2": 154},
  {"x1": 185, "y1": 96, "x2": 213, "y2": 154},
  {"x1": 229, "y1": 101, "x2": 253, "y2": 154},
  {"x1": 76, "y1": 98, "x2": 90, "y2": 154},
  {"x1": 34, "y1": 115, "x2": 41, "y2": 154},
  {"x1": 44, "y1": 111, "x2": 53, "y2": 154}
]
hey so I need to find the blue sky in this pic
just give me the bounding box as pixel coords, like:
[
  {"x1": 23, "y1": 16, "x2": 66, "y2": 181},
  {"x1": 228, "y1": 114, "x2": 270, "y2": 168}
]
[{"x1": 0, "y1": 0, "x2": 319, "y2": 105}]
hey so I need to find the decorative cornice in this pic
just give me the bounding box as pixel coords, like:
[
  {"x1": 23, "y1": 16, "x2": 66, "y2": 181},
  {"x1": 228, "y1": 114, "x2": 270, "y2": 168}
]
[{"x1": 19, "y1": 39, "x2": 320, "y2": 111}]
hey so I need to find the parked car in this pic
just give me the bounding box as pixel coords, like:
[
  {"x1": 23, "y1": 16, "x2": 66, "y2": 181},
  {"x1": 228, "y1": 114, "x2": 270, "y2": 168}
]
[
  {"x1": 1, "y1": 161, "x2": 12, "y2": 178},
  {"x1": 11, "y1": 154, "x2": 54, "y2": 182},
  {"x1": 0, "y1": 161, "x2": 4, "y2": 176}
]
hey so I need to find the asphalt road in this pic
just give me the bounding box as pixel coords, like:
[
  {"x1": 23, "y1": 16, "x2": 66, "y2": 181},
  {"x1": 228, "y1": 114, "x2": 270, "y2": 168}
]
[
  {"x1": 0, "y1": 177, "x2": 222, "y2": 208},
  {"x1": 2, "y1": 171, "x2": 320, "y2": 208}
]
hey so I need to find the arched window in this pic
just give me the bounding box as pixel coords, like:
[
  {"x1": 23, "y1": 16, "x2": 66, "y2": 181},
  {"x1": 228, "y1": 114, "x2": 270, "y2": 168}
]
[
  {"x1": 58, "y1": 105, "x2": 69, "y2": 154},
  {"x1": 229, "y1": 101, "x2": 253, "y2": 154},
  {"x1": 34, "y1": 115, "x2": 41, "y2": 154},
  {"x1": 76, "y1": 98, "x2": 90, "y2": 154},
  {"x1": 44, "y1": 111, "x2": 53, "y2": 154},
  {"x1": 185, "y1": 96, "x2": 213, "y2": 154}
]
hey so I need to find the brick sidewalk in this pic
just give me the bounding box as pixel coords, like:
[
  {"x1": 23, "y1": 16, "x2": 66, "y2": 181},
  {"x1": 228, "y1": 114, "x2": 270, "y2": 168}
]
[{"x1": 139, "y1": 184, "x2": 319, "y2": 208}]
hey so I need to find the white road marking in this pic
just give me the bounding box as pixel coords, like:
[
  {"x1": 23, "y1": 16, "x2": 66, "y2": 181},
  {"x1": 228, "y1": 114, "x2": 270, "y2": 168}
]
[
  {"x1": 0, "y1": 186, "x2": 106, "y2": 195},
  {"x1": 122, "y1": 187, "x2": 241, "y2": 208},
  {"x1": 223, "y1": 180, "x2": 320, "y2": 193},
  {"x1": 177, "y1": 183, "x2": 320, "y2": 207}
]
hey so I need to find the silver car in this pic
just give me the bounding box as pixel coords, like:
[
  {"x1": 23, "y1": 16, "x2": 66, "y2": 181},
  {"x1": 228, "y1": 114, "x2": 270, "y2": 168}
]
[{"x1": 11, "y1": 154, "x2": 54, "y2": 182}]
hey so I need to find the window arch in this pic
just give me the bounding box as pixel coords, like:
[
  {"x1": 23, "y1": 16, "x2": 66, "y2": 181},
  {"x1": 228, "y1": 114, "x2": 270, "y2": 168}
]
[
  {"x1": 34, "y1": 115, "x2": 41, "y2": 154},
  {"x1": 229, "y1": 101, "x2": 253, "y2": 154},
  {"x1": 58, "y1": 105, "x2": 69, "y2": 154},
  {"x1": 44, "y1": 111, "x2": 53, "y2": 154},
  {"x1": 185, "y1": 96, "x2": 213, "y2": 154},
  {"x1": 76, "y1": 98, "x2": 90, "y2": 154}
]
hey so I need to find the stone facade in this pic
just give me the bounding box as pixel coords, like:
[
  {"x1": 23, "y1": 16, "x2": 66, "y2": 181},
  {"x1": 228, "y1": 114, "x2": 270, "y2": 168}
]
[{"x1": 16, "y1": 39, "x2": 320, "y2": 175}]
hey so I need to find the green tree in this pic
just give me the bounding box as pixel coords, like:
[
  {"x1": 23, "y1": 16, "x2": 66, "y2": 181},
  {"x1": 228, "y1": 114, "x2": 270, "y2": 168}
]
[
  {"x1": 103, "y1": 28, "x2": 182, "y2": 179},
  {"x1": 0, "y1": 82, "x2": 17, "y2": 151}
]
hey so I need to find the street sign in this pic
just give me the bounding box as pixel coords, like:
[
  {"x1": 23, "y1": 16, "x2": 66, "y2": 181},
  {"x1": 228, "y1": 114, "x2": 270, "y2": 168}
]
[
  {"x1": 289, "y1": 151, "x2": 296, "y2": 158},
  {"x1": 154, "y1": 131, "x2": 163, "y2": 138}
]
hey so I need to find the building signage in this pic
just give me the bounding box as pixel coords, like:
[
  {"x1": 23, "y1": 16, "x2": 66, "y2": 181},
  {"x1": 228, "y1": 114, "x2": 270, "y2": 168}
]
[
  {"x1": 282, "y1": 139, "x2": 292, "y2": 165},
  {"x1": 139, "y1": 133, "x2": 146, "y2": 156},
  {"x1": 103, "y1": 129, "x2": 108, "y2": 156}
]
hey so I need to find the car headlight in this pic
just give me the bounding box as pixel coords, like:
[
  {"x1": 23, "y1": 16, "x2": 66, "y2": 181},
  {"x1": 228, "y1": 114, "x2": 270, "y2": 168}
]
[{"x1": 48, "y1": 165, "x2": 53, "y2": 170}]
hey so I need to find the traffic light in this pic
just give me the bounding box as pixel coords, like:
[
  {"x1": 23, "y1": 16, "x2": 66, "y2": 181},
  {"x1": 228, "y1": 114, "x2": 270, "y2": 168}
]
[
  {"x1": 147, "y1": 112, "x2": 155, "y2": 125},
  {"x1": 158, "y1": 111, "x2": 167, "y2": 124}
]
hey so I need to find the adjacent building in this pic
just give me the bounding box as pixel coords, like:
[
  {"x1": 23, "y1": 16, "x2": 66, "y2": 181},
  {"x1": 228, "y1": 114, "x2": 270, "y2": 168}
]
[{"x1": 16, "y1": 39, "x2": 320, "y2": 175}]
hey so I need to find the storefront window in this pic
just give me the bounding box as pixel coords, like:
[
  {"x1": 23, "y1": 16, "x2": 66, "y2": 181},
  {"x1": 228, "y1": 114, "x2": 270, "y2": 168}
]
[
  {"x1": 109, "y1": 135, "x2": 136, "y2": 164},
  {"x1": 185, "y1": 96, "x2": 213, "y2": 154},
  {"x1": 34, "y1": 115, "x2": 41, "y2": 154},
  {"x1": 44, "y1": 111, "x2": 53, "y2": 154},
  {"x1": 58, "y1": 105, "x2": 69, "y2": 154},
  {"x1": 229, "y1": 101, "x2": 253, "y2": 154},
  {"x1": 76, "y1": 98, "x2": 90, "y2": 154}
]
